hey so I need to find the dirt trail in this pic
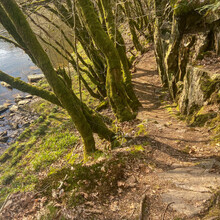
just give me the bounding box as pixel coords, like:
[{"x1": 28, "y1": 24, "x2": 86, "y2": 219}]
[
  {"x1": 131, "y1": 50, "x2": 220, "y2": 219},
  {"x1": 134, "y1": 50, "x2": 211, "y2": 161}
]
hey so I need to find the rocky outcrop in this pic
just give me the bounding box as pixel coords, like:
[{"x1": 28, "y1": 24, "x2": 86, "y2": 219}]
[
  {"x1": 178, "y1": 66, "x2": 220, "y2": 115},
  {"x1": 160, "y1": 3, "x2": 220, "y2": 122}
]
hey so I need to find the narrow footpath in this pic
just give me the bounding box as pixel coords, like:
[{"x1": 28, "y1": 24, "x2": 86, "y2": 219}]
[{"x1": 132, "y1": 50, "x2": 220, "y2": 219}]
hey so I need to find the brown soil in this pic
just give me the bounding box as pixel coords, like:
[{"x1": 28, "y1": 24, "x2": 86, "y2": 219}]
[{"x1": 0, "y1": 50, "x2": 219, "y2": 220}]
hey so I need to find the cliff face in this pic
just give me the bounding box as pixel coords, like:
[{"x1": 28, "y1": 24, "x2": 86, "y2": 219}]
[
  {"x1": 153, "y1": 2, "x2": 220, "y2": 128},
  {"x1": 176, "y1": 12, "x2": 220, "y2": 116}
]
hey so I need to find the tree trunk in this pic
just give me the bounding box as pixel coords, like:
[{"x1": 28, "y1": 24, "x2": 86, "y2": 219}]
[
  {"x1": 149, "y1": 0, "x2": 168, "y2": 87},
  {"x1": 124, "y1": 1, "x2": 144, "y2": 54},
  {"x1": 77, "y1": 0, "x2": 136, "y2": 121},
  {"x1": 0, "y1": 0, "x2": 96, "y2": 156},
  {"x1": 100, "y1": 0, "x2": 141, "y2": 111}
]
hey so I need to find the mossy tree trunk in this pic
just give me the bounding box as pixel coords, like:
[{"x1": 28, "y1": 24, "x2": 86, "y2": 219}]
[
  {"x1": 77, "y1": 0, "x2": 136, "y2": 121},
  {"x1": 0, "y1": 70, "x2": 62, "y2": 107},
  {"x1": 0, "y1": 0, "x2": 117, "y2": 156},
  {"x1": 123, "y1": 1, "x2": 144, "y2": 54},
  {"x1": 148, "y1": 0, "x2": 168, "y2": 87},
  {"x1": 100, "y1": 0, "x2": 141, "y2": 110},
  {"x1": 164, "y1": 13, "x2": 186, "y2": 99}
]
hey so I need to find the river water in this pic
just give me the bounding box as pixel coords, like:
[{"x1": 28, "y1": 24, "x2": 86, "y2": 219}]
[{"x1": 0, "y1": 26, "x2": 41, "y2": 105}]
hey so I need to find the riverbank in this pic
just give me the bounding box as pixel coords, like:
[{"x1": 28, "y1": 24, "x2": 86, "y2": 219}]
[
  {"x1": 0, "y1": 74, "x2": 46, "y2": 154},
  {"x1": 0, "y1": 94, "x2": 39, "y2": 155}
]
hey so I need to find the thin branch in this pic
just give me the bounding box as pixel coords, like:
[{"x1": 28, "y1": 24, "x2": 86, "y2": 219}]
[
  {"x1": 0, "y1": 35, "x2": 24, "y2": 49},
  {"x1": 0, "y1": 70, "x2": 62, "y2": 107}
]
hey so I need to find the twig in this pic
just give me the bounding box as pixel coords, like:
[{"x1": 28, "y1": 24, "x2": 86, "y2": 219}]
[
  {"x1": 0, "y1": 194, "x2": 11, "y2": 213},
  {"x1": 162, "y1": 202, "x2": 174, "y2": 220}
]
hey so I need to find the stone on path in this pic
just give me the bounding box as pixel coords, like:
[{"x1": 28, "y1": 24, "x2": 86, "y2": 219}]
[
  {"x1": 159, "y1": 159, "x2": 220, "y2": 218},
  {"x1": 162, "y1": 190, "x2": 211, "y2": 217}
]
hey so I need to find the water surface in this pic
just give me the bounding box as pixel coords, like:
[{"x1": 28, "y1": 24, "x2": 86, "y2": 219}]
[{"x1": 0, "y1": 26, "x2": 41, "y2": 105}]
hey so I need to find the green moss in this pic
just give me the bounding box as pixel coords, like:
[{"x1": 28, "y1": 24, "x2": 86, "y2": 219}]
[
  {"x1": 33, "y1": 121, "x2": 50, "y2": 136},
  {"x1": 40, "y1": 203, "x2": 66, "y2": 220},
  {"x1": 203, "y1": 190, "x2": 220, "y2": 219},
  {"x1": 126, "y1": 145, "x2": 145, "y2": 154},
  {"x1": 96, "y1": 100, "x2": 108, "y2": 111},
  {"x1": 189, "y1": 104, "x2": 218, "y2": 127},
  {"x1": 0, "y1": 152, "x2": 11, "y2": 163},
  {"x1": 136, "y1": 124, "x2": 148, "y2": 136},
  {"x1": 17, "y1": 128, "x2": 31, "y2": 141},
  {"x1": 200, "y1": 74, "x2": 219, "y2": 100},
  {"x1": 10, "y1": 152, "x2": 23, "y2": 167},
  {"x1": 30, "y1": 131, "x2": 78, "y2": 171},
  {"x1": 208, "y1": 115, "x2": 220, "y2": 143},
  {"x1": 129, "y1": 55, "x2": 136, "y2": 64},
  {"x1": 37, "y1": 115, "x2": 45, "y2": 123}
]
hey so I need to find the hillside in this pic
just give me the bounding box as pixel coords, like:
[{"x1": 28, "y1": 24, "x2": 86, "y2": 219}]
[{"x1": 0, "y1": 0, "x2": 219, "y2": 219}]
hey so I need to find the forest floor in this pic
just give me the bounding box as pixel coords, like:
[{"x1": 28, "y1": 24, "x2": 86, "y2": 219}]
[{"x1": 0, "y1": 49, "x2": 219, "y2": 220}]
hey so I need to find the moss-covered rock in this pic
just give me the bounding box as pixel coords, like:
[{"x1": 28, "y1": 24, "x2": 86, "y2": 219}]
[
  {"x1": 172, "y1": 0, "x2": 216, "y2": 17},
  {"x1": 192, "y1": 32, "x2": 210, "y2": 62},
  {"x1": 190, "y1": 112, "x2": 217, "y2": 127},
  {"x1": 178, "y1": 66, "x2": 220, "y2": 115}
]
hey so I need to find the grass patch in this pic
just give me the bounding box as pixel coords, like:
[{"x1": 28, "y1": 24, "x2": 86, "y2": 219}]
[
  {"x1": 0, "y1": 99, "x2": 79, "y2": 206},
  {"x1": 30, "y1": 131, "x2": 78, "y2": 171}
]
